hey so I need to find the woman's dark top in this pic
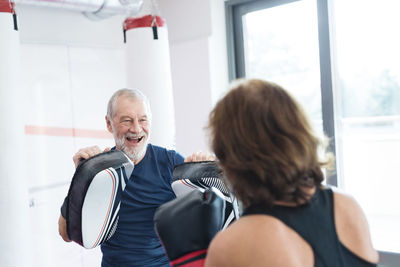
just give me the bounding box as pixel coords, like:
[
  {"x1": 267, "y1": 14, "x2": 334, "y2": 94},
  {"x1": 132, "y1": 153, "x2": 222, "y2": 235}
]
[{"x1": 242, "y1": 187, "x2": 377, "y2": 267}]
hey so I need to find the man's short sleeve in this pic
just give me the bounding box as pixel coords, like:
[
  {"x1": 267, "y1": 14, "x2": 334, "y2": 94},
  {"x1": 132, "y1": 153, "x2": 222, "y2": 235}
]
[{"x1": 167, "y1": 149, "x2": 184, "y2": 167}]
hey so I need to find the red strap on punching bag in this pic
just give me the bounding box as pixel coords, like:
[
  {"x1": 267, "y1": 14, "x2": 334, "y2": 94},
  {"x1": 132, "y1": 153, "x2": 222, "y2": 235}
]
[
  {"x1": 0, "y1": 0, "x2": 13, "y2": 13},
  {"x1": 123, "y1": 14, "x2": 165, "y2": 42},
  {"x1": 0, "y1": 0, "x2": 18, "y2": 30},
  {"x1": 123, "y1": 15, "x2": 165, "y2": 31}
]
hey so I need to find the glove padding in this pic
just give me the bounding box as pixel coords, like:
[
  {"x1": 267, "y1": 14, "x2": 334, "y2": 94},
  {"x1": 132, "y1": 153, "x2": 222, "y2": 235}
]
[
  {"x1": 172, "y1": 161, "x2": 239, "y2": 229},
  {"x1": 154, "y1": 187, "x2": 226, "y2": 267},
  {"x1": 63, "y1": 150, "x2": 134, "y2": 248}
]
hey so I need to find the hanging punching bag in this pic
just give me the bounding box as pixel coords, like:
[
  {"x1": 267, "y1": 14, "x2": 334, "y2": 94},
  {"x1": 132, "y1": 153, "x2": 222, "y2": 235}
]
[
  {"x1": 124, "y1": 11, "x2": 176, "y2": 150},
  {"x1": 0, "y1": 1, "x2": 32, "y2": 266}
]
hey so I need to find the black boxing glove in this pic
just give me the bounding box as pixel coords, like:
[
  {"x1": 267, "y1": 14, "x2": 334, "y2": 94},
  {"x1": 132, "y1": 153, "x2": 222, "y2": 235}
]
[
  {"x1": 172, "y1": 161, "x2": 240, "y2": 229},
  {"x1": 154, "y1": 187, "x2": 226, "y2": 267}
]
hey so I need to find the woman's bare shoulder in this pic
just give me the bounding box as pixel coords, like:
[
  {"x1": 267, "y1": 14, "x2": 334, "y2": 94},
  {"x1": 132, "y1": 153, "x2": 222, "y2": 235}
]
[
  {"x1": 205, "y1": 215, "x2": 313, "y2": 267},
  {"x1": 332, "y1": 190, "x2": 379, "y2": 263}
]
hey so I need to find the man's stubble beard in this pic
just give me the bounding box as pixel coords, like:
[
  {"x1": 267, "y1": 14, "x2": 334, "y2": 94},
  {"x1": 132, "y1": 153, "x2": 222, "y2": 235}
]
[{"x1": 112, "y1": 128, "x2": 149, "y2": 162}]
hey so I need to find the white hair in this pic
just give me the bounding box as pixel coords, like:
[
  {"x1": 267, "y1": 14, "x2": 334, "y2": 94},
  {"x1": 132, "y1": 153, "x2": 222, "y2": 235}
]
[{"x1": 106, "y1": 88, "x2": 152, "y2": 120}]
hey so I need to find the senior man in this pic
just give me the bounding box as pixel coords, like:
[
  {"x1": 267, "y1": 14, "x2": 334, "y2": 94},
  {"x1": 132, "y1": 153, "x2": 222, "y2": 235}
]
[{"x1": 58, "y1": 88, "x2": 213, "y2": 267}]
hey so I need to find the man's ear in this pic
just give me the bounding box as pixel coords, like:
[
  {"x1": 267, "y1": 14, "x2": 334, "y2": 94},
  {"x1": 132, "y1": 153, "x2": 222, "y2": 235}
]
[{"x1": 105, "y1": 115, "x2": 113, "y2": 133}]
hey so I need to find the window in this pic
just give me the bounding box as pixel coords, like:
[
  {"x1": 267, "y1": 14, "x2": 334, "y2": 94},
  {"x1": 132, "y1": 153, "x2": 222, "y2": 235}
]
[
  {"x1": 226, "y1": 0, "x2": 400, "y2": 263},
  {"x1": 333, "y1": 0, "x2": 400, "y2": 254},
  {"x1": 243, "y1": 0, "x2": 323, "y2": 135}
]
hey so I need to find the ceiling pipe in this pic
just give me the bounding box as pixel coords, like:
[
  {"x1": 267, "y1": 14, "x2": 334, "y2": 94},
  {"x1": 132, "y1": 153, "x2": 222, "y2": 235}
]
[{"x1": 13, "y1": 0, "x2": 144, "y2": 19}]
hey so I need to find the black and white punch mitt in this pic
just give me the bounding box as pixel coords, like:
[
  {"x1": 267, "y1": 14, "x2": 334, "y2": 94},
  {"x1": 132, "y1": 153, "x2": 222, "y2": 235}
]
[{"x1": 62, "y1": 150, "x2": 134, "y2": 248}]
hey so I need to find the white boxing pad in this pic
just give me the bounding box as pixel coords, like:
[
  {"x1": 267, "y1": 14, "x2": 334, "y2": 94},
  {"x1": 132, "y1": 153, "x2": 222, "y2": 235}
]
[
  {"x1": 66, "y1": 150, "x2": 133, "y2": 248},
  {"x1": 82, "y1": 168, "x2": 121, "y2": 248}
]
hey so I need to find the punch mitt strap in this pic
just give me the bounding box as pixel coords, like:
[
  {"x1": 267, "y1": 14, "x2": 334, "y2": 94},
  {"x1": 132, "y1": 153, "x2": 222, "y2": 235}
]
[
  {"x1": 154, "y1": 187, "x2": 226, "y2": 267},
  {"x1": 66, "y1": 150, "x2": 134, "y2": 248}
]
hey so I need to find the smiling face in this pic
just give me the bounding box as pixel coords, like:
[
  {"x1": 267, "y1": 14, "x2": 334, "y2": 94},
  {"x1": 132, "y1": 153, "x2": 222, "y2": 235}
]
[{"x1": 106, "y1": 94, "x2": 151, "y2": 164}]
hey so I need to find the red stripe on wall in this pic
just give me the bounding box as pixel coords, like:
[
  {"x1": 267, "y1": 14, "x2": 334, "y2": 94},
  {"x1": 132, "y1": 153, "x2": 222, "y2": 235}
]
[{"x1": 25, "y1": 125, "x2": 113, "y2": 139}]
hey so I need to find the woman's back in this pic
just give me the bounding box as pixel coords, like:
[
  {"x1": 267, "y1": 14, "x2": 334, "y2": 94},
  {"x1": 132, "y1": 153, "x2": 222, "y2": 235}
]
[
  {"x1": 206, "y1": 79, "x2": 378, "y2": 267},
  {"x1": 205, "y1": 187, "x2": 379, "y2": 267}
]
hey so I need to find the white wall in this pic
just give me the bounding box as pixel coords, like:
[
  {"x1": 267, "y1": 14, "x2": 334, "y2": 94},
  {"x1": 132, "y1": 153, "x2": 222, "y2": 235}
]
[
  {"x1": 0, "y1": 0, "x2": 228, "y2": 266},
  {"x1": 159, "y1": 0, "x2": 229, "y2": 156}
]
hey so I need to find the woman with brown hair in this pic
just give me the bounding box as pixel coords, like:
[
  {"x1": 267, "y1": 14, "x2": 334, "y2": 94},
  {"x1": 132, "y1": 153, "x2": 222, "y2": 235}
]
[{"x1": 205, "y1": 79, "x2": 379, "y2": 266}]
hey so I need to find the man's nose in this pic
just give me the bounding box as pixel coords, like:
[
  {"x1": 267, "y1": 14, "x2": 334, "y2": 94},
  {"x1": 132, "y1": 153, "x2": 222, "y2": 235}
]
[{"x1": 129, "y1": 119, "x2": 141, "y2": 133}]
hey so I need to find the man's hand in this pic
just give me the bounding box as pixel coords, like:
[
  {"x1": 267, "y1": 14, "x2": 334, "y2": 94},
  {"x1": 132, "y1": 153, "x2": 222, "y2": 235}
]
[
  {"x1": 72, "y1": 146, "x2": 111, "y2": 168},
  {"x1": 58, "y1": 214, "x2": 71, "y2": 242},
  {"x1": 184, "y1": 151, "x2": 216, "y2": 162}
]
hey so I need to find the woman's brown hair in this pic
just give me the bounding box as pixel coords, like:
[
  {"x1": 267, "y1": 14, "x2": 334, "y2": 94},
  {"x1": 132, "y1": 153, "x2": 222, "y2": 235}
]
[{"x1": 208, "y1": 79, "x2": 331, "y2": 208}]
